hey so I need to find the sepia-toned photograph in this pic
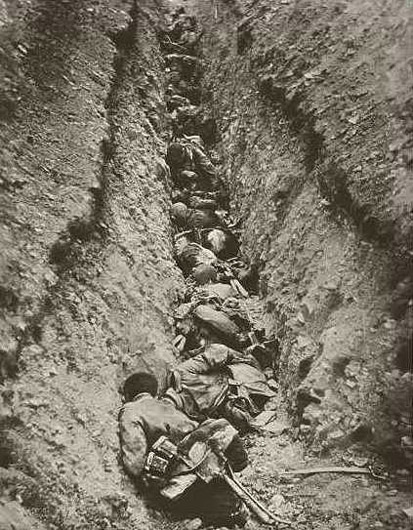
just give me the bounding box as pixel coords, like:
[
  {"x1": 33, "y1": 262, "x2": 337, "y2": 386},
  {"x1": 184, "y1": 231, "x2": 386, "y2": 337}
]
[{"x1": 0, "y1": 0, "x2": 412, "y2": 528}]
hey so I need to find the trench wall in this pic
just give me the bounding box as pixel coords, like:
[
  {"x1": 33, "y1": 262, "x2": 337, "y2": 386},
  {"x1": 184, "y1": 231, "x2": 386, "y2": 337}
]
[
  {"x1": 194, "y1": 0, "x2": 413, "y2": 462},
  {"x1": 0, "y1": 0, "x2": 182, "y2": 527}
]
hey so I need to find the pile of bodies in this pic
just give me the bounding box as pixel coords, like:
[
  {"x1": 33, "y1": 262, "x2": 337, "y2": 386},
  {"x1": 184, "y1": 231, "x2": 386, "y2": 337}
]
[
  {"x1": 118, "y1": 9, "x2": 282, "y2": 528},
  {"x1": 163, "y1": 9, "x2": 278, "y2": 434}
]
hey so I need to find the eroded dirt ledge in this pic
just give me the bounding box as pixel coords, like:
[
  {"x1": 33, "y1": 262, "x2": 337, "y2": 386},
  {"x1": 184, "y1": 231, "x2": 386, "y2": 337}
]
[
  {"x1": 192, "y1": 0, "x2": 412, "y2": 463},
  {"x1": 0, "y1": 0, "x2": 182, "y2": 527}
]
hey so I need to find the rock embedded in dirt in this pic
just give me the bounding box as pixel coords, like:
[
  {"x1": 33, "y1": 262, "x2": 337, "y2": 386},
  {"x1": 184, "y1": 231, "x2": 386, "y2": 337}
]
[
  {"x1": 252, "y1": 410, "x2": 276, "y2": 426},
  {"x1": 0, "y1": 500, "x2": 46, "y2": 530},
  {"x1": 269, "y1": 493, "x2": 285, "y2": 511},
  {"x1": 264, "y1": 419, "x2": 289, "y2": 436}
]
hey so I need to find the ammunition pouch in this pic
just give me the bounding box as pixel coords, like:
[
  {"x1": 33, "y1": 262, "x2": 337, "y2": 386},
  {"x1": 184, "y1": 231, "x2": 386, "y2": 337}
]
[{"x1": 144, "y1": 436, "x2": 178, "y2": 486}]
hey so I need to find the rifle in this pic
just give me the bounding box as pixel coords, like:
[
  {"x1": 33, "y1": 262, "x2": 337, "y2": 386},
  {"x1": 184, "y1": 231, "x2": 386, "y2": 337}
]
[
  {"x1": 220, "y1": 262, "x2": 249, "y2": 298},
  {"x1": 224, "y1": 464, "x2": 291, "y2": 526}
]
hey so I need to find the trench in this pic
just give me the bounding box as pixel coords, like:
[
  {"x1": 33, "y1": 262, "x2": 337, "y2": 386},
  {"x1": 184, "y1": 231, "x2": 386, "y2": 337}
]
[
  {"x1": 120, "y1": 3, "x2": 412, "y2": 529},
  {"x1": 160, "y1": 14, "x2": 277, "y2": 375},
  {"x1": 0, "y1": 0, "x2": 412, "y2": 528}
]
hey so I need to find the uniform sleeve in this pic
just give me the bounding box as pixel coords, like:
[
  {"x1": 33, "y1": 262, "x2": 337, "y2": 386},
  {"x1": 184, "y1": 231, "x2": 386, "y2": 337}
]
[
  {"x1": 203, "y1": 344, "x2": 254, "y2": 368},
  {"x1": 119, "y1": 408, "x2": 148, "y2": 479},
  {"x1": 178, "y1": 345, "x2": 232, "y2": 377},
  {"x1": 192, "y1": 147, "x2": 216, "y2": 179},
  {"x1": 176, "y1": 345, "x2": 249, "y2": 379}
]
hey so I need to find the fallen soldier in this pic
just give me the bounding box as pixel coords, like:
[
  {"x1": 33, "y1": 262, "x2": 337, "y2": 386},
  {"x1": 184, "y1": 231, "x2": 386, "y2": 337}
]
[
  {"x1": 171, "y1": 201, "x2": 221, "y2": 229},
  {"x1": 119, "y1": 372, "x2": 249, "y2": 527},
  {"x1": 166, "y1": 138, "x2": 218, "y2": 190},
  {"x1": 174, "y1": 233, "x2": 217, "y2": 275},
  {"x1": 167, "y1": 343, "x2": 276, "y2": 430}
]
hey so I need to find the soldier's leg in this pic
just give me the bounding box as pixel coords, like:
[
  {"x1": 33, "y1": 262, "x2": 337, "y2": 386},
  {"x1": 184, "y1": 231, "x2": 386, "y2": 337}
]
[{"x1": 171, "y1": 477, "x2": 247, "y2": 527}]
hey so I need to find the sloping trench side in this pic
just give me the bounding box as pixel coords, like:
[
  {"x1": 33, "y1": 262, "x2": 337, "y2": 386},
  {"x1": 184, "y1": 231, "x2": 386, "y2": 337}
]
[
  {"x1": 0, "y1": 0, "x2": 183, "y2": 528},
  {"x1": 193, "y1": 0, "x2": 413, "y2": 465}
]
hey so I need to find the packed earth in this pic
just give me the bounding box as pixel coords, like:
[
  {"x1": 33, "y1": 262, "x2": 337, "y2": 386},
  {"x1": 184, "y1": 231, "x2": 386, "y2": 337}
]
[{"x1": 0, "y1": 0, "x2": 412, "y2": 529}]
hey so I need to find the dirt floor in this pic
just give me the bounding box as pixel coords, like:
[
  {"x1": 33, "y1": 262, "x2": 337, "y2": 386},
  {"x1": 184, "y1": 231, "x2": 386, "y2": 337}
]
[
  {"x1": 223, "y1": 296, "x2": 412, "y2": 530},
  {"x1": 0, "y1": 0, "x2": 412, "y2": 529}
]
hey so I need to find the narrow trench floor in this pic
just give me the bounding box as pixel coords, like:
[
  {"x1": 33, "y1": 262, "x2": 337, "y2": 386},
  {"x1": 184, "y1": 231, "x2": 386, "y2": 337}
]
[
  {"x1": 230, "y1": 299, "x2": 412, "y2": 530},
  {"x1": 158, "y1": 3, "x2": 411, "y2": 530}
]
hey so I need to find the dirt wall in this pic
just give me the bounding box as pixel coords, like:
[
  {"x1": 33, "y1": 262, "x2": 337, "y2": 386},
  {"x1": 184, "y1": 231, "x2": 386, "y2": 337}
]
[
  {"x1": 0, "y1": 0, "x2": 183, "y2": 527},
  {"x1": 193, "y1": 0, "x2": 412, "y2": 464}
]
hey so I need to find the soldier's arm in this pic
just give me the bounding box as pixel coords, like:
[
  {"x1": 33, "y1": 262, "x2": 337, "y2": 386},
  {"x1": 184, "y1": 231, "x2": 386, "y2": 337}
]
[
  {"x1": 177, "y1": 344, "x2": 251, "y2": 377},
  {"x1": 192, "y1": 147, "x2": 216, "y2": 179},
  {"x1": 176, "y1": 345, "x2": 231, "y2": 376},
  {"x1": 119, "y1": 410, "x2": 148, "y2": 479}
]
